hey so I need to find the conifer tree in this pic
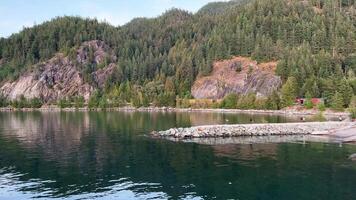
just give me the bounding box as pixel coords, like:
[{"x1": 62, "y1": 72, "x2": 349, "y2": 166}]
[
  {"x1": 331, "y1": 92, "x2": 345, "y2": 111},
  {"x1": 281, "y1": 77, "x2": 298, "y2": 108}
]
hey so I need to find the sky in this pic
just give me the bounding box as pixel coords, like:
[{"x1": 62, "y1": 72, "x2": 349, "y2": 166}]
[{"x1": 0, "y1": 0, "x2": 226, "y2": 38}]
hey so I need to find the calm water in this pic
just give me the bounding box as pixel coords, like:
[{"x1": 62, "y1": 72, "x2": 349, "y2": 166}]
[{"x1": 0, "y1": 111, "x2": 355, "y2": 200}]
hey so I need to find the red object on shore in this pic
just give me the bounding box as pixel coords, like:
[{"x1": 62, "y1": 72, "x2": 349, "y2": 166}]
[{"x1": 295, "y1": 98, "x2": 323, "y2": 105}]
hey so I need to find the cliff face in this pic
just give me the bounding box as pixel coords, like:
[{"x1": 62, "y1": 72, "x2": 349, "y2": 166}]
[
  {"x1": 192, "y1": 57, "x2": 282, "y2": 99},
  {"x1": 0, "y1": 40, "x2": 116, "y2": 102}
]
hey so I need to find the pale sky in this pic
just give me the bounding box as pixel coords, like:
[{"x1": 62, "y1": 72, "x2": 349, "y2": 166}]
[{"x1": 0, "y1": 0, "x2": 226, "y2": 38}]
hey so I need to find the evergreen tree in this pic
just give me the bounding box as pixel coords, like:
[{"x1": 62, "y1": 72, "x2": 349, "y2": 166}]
[
  {"x1": 88, "y1": 91, "x2": 101, "y2": 108},
  {"x1": 304, "y1": 92, "x2": 314, "y2": 109},
  {"x1": 0, "y1": 0, "x2": 355, "y2": 108},
  {"x1": 281, "y1": 77, "x2": 298, "y2": 108},
  {"x1": 331, "y1": 92, "x2": 345, "y2": 111},
  {"x1": 337, "y1": 79, "x2": 353, "y2": 107},
  {"x1": 266, "y1": 91, "x2": 281, "y2": 110}
]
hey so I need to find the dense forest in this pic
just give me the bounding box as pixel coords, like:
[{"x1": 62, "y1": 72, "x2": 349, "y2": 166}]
[{"x1": 0, "y1": 0, "x2": 355, "y2": 111}]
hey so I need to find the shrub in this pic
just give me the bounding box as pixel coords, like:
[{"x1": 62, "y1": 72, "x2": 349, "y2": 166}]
[
  {"x1": 58, "y1": 98, "x2": 70, "y2": 109},
  {"x1": 317, "y1": 102, "x2": 326, "y2": 112},
  {"x1": 88, "y1": 91, "x2": 101, "y2": 108},
  {"x1": 74, "y1": 96, "x2": 85, "y2": 108},
  {"x1": 0, "y1": 95, "x2": 9, "y2": 107},
  {"x1": 99, "y1": 97, "x2": 108, "y2": 109},
  {"x1": 254, "y1": 98, "x2": 268, "y2": 110},
  {"x1": 350, "y1": 96, "x2": 356, "y2": 108},
  {"x1": 237, "y1": 93, "x2": 256, "y2": 109},
  {"x1": 266, "y1": 91, "x2": 281, "y2": 110},
  {"x1": 30, "y1": 98, "x2": 43, "y2": 108},
  {"x1": 350, "y1": 108, "x2": 356, "y2": 119},
  {"x1": 304, "y1": 92, "x2": 313, "y2": 109},
  {"x1": 220, "y1": 93, "x2": 238, "y2": 109}
]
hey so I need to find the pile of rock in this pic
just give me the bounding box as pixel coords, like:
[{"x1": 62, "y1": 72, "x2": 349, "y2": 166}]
[{"x1": 151, "y1": 122, "x2": 354, "y2": 139}]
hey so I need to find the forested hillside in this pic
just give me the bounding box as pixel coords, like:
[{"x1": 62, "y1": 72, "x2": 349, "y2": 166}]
[{"x1": 0, "y1": 0, "x2": 355, "y2": 110}]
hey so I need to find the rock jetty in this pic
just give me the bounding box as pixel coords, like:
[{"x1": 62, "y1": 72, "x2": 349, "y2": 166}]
[{"x1": 151, "y1": 122, "x2": 355, "y2": 139}]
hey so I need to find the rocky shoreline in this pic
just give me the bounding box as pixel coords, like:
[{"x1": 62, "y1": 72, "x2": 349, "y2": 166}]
[
  {"x1": 151, "y1": 122, "x2": 355, "y2": 139},
  {"x1": 0, "y1": 106, "x2": 350, "y2": 117}
]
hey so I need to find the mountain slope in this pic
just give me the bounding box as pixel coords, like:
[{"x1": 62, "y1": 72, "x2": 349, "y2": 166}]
[
  {"x1": 1, "y1": 40, "x2": 116, "y2": 102},
  {"x1": 0, "y1": 0, "x2": 355, "y2": 107},
  {"x1": 197, "y1": 0, "x2": 247, "y2": 15}
]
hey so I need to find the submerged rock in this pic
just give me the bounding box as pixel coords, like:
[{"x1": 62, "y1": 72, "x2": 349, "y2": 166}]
[{"x1": 349, "y1": 154, "x2": 356, "y2": 161}]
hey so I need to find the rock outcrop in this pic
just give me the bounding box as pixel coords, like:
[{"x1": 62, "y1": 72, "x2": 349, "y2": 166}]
[
  {"x1": 192, "y1": 57, "x2": 282, "y2": 99},
  {"x1": 0, "y1": 40, "x2": 116, "y2": 102}
]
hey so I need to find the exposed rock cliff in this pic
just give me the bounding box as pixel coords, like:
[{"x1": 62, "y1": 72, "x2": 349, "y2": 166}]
[
  {"x1": 0, "y1": 40, "x2": 116, "y2": 102},
  {"x1": 192, "y1": 57, "x2": 282, "y2": 99}
]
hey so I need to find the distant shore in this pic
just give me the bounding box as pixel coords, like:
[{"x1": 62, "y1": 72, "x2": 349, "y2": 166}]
[{"x1": 0, "y1": 106, "x2": 351, "y2": 118}]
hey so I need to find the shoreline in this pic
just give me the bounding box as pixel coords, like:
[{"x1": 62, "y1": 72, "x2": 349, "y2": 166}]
[
  {"x1": 151, "y1": 122, "x2": 356, "y2": 140},
  {"x1": 0, "y1": 106, "x2": 351, "y2": 118}
]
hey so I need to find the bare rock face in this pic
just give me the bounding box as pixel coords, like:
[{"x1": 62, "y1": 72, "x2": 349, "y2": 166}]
[
  {"x1": 76, "y1": 40, "x2": 117, "y2": 65},
  {"x1": 0, "y1": 40, "x2": 116, "y2": 102},
  {"x1": 192, "y1": 57, "x2": 282, "y2": 99},
  {"x1": 94, "y1": 63, "x2": 116, "y2": 88}
]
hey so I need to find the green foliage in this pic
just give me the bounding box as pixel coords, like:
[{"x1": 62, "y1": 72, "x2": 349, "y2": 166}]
[
  {"x1": 0, "y1": 0, "x2": 355, "y2": 107},
  {"x1": 131, "y1": 91, "x2": 142, "y2": 108},
  {"x1": 99, "y1": 97, "x2": 108, "y2": 109},
  {"x1": 30, "y1": 98, "x2": 43, "y2": 108},
  {"x1": 220, "y1": 93, "x2": 238, "y2": 109},
  {"x1": 350, "y1": 96, "x2": 356, "y2": 119},
  {"x1": 254, "y1": 98, "x2": 268, "y2": 110},
  {"x1": 304, "y1": 92, "x2": 314, "y2": 109},
  {"x1": 10, "y1": 96, "x2": 43, "y2": 108},
  {"x1": 281, "y1": 77, "x2": 298, "y2": 108},
  {"x1": 176, "y1": 98, "x2": 191, "y2": 108},
  {"x1": 350, "y1": 96, "x2": 356, "y2": 108},
  {"x1": 350, "y1": 108, "x2": 356, "y2": 119},
  {"x1": 337, "y1": 79, "x2": 353, "y2": 107},
  {"x1": 266, "y1": 91, "x2": 281, "y2": 110},
  {"x1": 155, "y1": 92, "x2": 176, "y2": 107},
  {"x1": 317, "y1": 102, "x2": 326, "y2": 112},
  {"x1": 142, "y1": 94, "x2": 150, "y2": 107},
  {"x1": 0, "y1": 95, "x2": 9, "y2": 107},
  {"x1": 11, "y1": 95, "x2": 27, "y2": 108},
  {"x1": 331, "y1": 92, "x2": 345, "y2": 111},
  {"x1": 58, "y1": 98, "x2": 70, "y2": 109},
  {"x1": 88, "y1": 91, "x2": 101, "y2": 108},
  {"x1": 74, "y1": 96, "x2": 85, "y2": 108},
  {"x1": 237, "y1": 93, "x2": 256, "y2": 109}
]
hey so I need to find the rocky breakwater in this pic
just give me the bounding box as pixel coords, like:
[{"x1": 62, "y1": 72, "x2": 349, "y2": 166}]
[{"x1": 151, "y1": 122, "x2": 355, "y2": 139}]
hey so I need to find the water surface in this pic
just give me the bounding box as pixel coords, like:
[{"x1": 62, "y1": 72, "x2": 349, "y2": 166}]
[{"x1": 0, "y1": 111, "x2": 355, "y2": 200}]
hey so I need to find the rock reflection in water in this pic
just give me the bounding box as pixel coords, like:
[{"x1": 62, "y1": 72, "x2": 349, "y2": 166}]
[
  {"x1": 0, "y1": 111, "x2": 355, "y2": 200},
  {"x1": 178, "y1": 135, "x2": 309, "y2": 145}
]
